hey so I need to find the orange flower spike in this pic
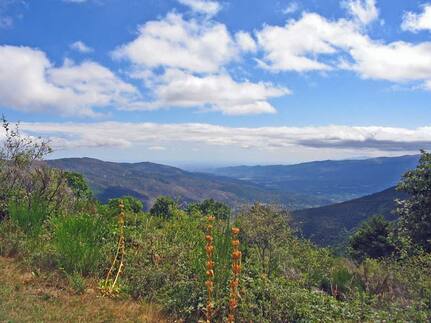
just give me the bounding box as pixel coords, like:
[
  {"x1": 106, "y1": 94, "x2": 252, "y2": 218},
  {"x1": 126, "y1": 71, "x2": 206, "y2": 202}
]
[
  {"x1": 232, "y1": 264, "x2": 241, "y2": 274},
  {"x1": 229, "y1": 298, "x2": 238, "y2": 310},
  {"x1": 230, "y1": 279, "x2": 239, "y2": 288},
  {"x1": 231, "y1": 227, "x2": 240, "y2": 235},
  {"x1": 207, "y1": 261, "x2": 214, "y2": 270},
  {"x1": 205, "y1": 235, "x2": 213, "y2": 243},
  {"x1": 205, "y1": 244, "x2": 214, "y2": 255},
  {"x1": 206, "y1": 270, "x2": 215, "y2": 278},
  {"x1": 231, "y1": 239, "x2": 240, "y2": 247},
  {"x1": 232, "y1": 250, "x2": 242, "y2": 260},
  {"x1": 207, "y1": 215, "x2": 215, "y2": 222}
]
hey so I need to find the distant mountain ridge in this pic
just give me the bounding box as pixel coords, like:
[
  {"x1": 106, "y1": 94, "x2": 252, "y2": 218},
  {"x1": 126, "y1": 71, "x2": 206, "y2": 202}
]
[
  {"x1": 292, "y1": 187, "x2": 408, "y2": 247},
  {"x1": 210, "y1": 155, "x2": 419, "y2": 202},
  {"x1": 46, "y1": 158, "x2": 329, "y2": 210}
]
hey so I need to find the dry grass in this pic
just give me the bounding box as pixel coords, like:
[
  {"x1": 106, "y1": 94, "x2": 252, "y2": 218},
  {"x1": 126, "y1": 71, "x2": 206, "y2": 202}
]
[{"x1": 0, "y1": 256, "x2": 168, "y2": 323}]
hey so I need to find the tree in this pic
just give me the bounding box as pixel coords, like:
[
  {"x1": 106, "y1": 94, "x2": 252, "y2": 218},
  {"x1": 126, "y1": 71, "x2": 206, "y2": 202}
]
[
  {"x1": 186, "y1": 199, "x2": 231, "y2": 219},
  {"x1": 396, "y1": 150, "x2": 431, "y2": 251},
  {"x1": 0, "y1": 116, "x2": 72, "y2": 219},
  {"x1": 348, "y1": 215, "x2": 395, "y2": 262},
  {"x1": 64, "y1": 172, "x2": 92, "y2": 200},
  {"x1": 108, "y1": 196, "x2": 144, "y2": 214},
  {"x1": 237, "y1": 203, "x2": 293, "y2": 276},
  {"x1": 150, "y1": 196, "x2": 178, "y2": 219}
]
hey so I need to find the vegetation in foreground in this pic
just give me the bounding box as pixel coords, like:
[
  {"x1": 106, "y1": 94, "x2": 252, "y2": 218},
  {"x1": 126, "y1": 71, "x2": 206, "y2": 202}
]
[{"x1": 0, "y1": 117, "x2": 430, "y2": 322}]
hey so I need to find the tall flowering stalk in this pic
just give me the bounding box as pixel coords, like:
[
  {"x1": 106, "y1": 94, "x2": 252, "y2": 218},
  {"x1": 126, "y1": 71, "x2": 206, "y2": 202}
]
[
  {"x1": 227, "y1": 227, "x2": 241, "y2": 323},
  {"x1": 204, "y1": 215, "x2": 215, "y2": 322},
  {"x1": 101, "y1": 200, "x2": 126, "y2": 296}
]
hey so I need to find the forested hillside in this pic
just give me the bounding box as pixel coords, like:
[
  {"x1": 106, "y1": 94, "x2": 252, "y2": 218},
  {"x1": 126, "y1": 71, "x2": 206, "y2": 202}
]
[
  {"x1": 293, "y1": 187, "x2": 407, "y2": 247},
  {"x1": 47, "y1": 158, "x2": 330, "y2": 210},
  {"x1": 212, "y1": 155, "x2": 419, "y2": 202}
]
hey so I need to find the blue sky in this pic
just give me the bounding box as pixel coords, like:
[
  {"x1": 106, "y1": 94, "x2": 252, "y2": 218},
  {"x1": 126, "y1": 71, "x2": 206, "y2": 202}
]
[{"x1": 0, "y1": 0, "x2": 431, "y2": 166}]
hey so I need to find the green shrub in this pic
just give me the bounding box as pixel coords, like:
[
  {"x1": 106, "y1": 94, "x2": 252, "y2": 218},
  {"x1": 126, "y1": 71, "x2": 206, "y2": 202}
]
[
  {"x1": 150, "y1": 196, "x2": 178, "y2": 219},
  {"x1": 52, "y1": 213, "x2": 109, "y2": 275},
  {"x1": 8, "y1": 197, "x2": 48, "y2": 235}
]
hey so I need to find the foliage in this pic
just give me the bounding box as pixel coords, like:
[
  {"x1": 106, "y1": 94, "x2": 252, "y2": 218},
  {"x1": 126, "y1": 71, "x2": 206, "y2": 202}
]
[
  {"x1": 348, "y1": 215, "x2": 396, "y2": 262},
  {"x1": 187, "y1": 199, "x2": 231, "y2": 219},
  {"x1": 396, "y1": 150, "x2": 431, "y2": 251},
  {"x1": 52, "y1": 213, "x2": 109, "y2": 275},
  {"x1": 108, "y1": 196, "x2": 143, "y2": 214},
  {"x1": 237, "y1": 203, "x2": 293, "y2": 276},
  {"x1": 8, "y1": 197, "x2": 49, "y2": 236},
  {"x1": 64, "y1": 171, "x2": 92, "y2": 200},
  {"x1": 149, "y1": 196, "x2": 178, "y2": 219}
]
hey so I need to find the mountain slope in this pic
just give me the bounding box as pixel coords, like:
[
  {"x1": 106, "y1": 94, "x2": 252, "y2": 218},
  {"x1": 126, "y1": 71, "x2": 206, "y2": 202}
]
[
  {"x1": 211, "y1": 155, "x2": 419, "y2": 202},
  {"x1": 292, "y1": 187, "x2": 408, "y2": 247},
  {"x1": 47, "y1": 158, "x2": 330, "y2": 210}
]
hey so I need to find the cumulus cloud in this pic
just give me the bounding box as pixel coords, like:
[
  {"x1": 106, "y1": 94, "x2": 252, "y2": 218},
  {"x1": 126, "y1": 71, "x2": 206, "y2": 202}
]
[
  {"x1": 402, "y1": 4, "x2": 431, "y2": 32},
  {"x1": 256, "y1": 11, "x2": 431, "y2": 88},
  {"x1": 344, "y1": 0, "x2": 378, "y2": 25},
  {"x1": 113, "y1": 13, "x2": 237, "y2": 73},
  {"x1": 235, "y1": 31, "x2": 257, "y2": 52},
  {"x1": 70, "y1": 41, "x2": 93, "y2": 53},
  {"x1": 132, "y1": 69, "x2": 289, "y2": 115},
  {"x1": 0, "y1": 45, "x2": 141, "y2": 116},
  {"x1": 19, "y1": 122, "x2": 431, "y2": 153},
  {"x1": 177, "y1": 0, "x2": 221, "y2": 16}
]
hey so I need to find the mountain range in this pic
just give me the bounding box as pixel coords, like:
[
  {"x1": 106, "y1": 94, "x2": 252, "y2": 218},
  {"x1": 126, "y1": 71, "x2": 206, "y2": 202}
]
[
  {"x1": 46, "y1": 155, "x2": 417, "y2": 247},
  {"x1": 210, "y1": 155, "x2": 419, "y2": 202},
  {"x1": 46, "y1": 158, "x2": 329, "y2": 210}
]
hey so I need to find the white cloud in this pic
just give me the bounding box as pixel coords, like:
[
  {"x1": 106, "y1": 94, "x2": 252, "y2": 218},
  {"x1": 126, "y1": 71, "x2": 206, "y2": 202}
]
[
  {"x1": 344, "y1": 0, "x2": 378, "y2": 25},
  {"x1": 113, "y1": 13, "x2": 237, "y2": 73},
  {"x1": 70, "y1": 41, "x2": 93, "y2": 53},
  {"x1": 256, "y1": 13, "x2": 356, "y2": 72},
  {"x1": 283, "y1": 2, "x2": 299, "y2": 15},
  {"x1": 402, "y1": 4, "x2": 431, "y2": 32},
  {"x1": 20, "y1": 122, "x2": 431, "y2": 153},
  {"x1": 0, "y1": 45, "x2": 141, "y2": 116},
  {"x1": 256, "y1": 12, "x2": 431, "y2": 88},
  {"x1": 235, "y1": 31, "x2": 257, "y2": 52},
  {"x1": 131, "y1": 69, "x2": 289, "y2": 115},
  {"x1": 177, "y1": 0, "x2": 221, "y2": 16}
]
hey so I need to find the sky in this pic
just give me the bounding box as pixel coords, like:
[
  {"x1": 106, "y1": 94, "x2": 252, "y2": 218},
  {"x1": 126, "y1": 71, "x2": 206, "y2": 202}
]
[{"x1": 0, "y1": 0, "x2": 431, "y2": 166}]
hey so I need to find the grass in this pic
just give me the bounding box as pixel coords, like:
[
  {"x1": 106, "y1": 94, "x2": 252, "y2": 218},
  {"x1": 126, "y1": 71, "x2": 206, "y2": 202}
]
[{"x1": 0, "y1": 256, "x2": 167, "y2": 323}]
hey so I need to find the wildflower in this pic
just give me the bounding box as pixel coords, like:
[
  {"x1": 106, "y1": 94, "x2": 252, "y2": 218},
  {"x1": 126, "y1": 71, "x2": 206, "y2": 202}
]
[
  {"x1": 232, "y1": 264, "x2": 241, "y2": 274},
  {"x1": 229, "y1": 298, "x2": 238, "y2": 309},
  {"x1": 232, "y1": 250, "x2": 241, "y2": 260},
  {"x1": 231, "y1": 239, "x2": 240, "y2": 247},
  {"x1": 205, "y1": 235, "x2": 213, "y2": 242},
  {"x1": 231, "y1": 227, "x2": 240, "y2": 235},
  {"x1": 207, "y1": 261, "x2": 214, "y2": 270}
]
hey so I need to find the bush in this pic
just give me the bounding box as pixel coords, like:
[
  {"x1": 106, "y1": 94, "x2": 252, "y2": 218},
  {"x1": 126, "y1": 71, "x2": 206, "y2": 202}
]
[
  {"x1": 52, "y1": 213, "x2": 109, "y2": 275},
  {"x1": 150, "y1": 196, "x2": 178, "y2": 219},
  {"x1": 108, "y1": 196, "x2": 144, "y2": 214},
  {"x1": 8, "y1": 197, "x2": 48, "y2": 235},
  {"x1": 348, "y1": 215, "x2": 395, "y2": 262}
]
